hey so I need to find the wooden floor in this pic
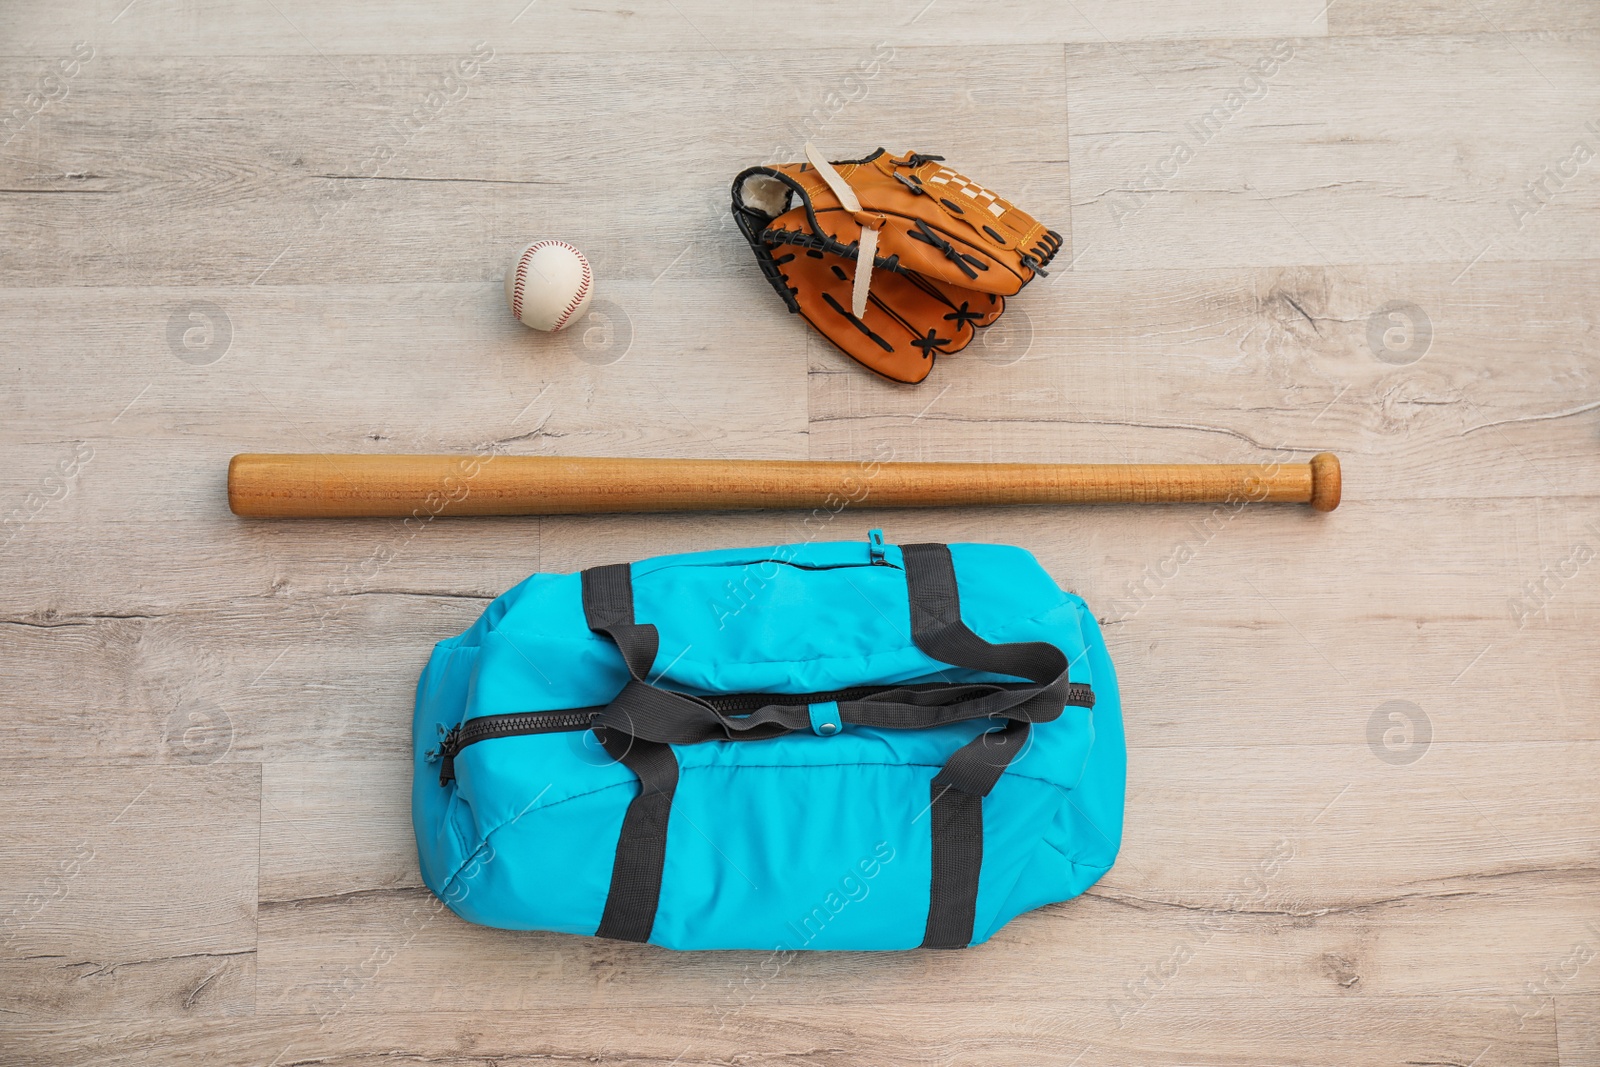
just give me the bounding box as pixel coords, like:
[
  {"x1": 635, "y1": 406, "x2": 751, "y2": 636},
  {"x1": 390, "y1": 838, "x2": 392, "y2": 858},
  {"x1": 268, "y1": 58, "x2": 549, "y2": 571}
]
[{"x1": 3, "y1": 2, "x2": 1599, "y2": 1063}]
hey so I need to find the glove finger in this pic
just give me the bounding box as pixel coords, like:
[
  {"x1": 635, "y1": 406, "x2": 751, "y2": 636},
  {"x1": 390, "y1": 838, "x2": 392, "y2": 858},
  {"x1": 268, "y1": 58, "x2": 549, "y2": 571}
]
[
  {"x1": 904, "y1": 274, "x2": 1006, "y2": 335},
  {"x1": 870, "y1": 271, "x2": 979, "y2": 356},
  {"x1": 772, "y1": 248, "x2": 967, "y2": 384}
]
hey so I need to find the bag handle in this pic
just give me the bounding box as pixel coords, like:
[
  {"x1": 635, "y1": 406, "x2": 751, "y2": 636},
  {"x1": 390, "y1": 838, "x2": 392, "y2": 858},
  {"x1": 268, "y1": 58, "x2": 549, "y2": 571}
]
[{"x1": 581, "y1": 551, "x2": 1091, "y2": 747}]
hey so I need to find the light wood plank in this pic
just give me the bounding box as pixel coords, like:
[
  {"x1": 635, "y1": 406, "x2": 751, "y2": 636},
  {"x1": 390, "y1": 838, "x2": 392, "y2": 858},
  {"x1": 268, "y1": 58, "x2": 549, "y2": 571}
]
[
  {"x1": 252, "y1": 886, "x2": 1600, "y2": 1010},
  {"x1": 4, "y1": 260, "x2": 1598, "y2": 527},
  {"x1": 5, "y1": 598, "x2": 1596, "y2": 758},
  {"x1": 259, "y1": 761, "x2": 416, "y2": 905},
  {"x1": 0, "y1": 278, "x2": 814, "y2": 502},
  {"x1": 0, "y1": 765, "x2": 258, "y2": 1019},
  {"x1": 1560, "y1": 996, "x2": 1600, "y2": 1067},
  {"x1": 8, "y1": 494, "x2": 1600, "y2": 619},
  {"x1": 0, "y1": 1000, "x2": 1558, "y2": 1067},
  {"x1": 1066, "y1": 34, "x2": 1600, "y2": 270},
  {"x1": 1331, "y1": 1, "x2": 1600, "y2": 36},
  {"x1": 0, "y1": 1, "x2": 1329, "y2": 57}
]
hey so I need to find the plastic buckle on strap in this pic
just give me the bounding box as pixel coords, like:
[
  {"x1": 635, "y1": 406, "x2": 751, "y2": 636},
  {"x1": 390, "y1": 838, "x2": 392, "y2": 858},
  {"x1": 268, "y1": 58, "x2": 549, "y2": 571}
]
[
  {"x1": 868, "y1": 529, "x2": 887, "y2": 565},
  {"x1": 808, "y1": 701, "x2": 843, "y2": 737}
]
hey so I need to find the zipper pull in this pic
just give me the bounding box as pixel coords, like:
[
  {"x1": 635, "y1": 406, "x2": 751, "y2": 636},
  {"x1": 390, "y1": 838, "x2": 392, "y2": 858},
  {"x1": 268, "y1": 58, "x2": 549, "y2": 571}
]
[
  {"x1": 867, "y1": 528, "x2": 888, "y2": 565},
  {"x1": 429, "y1": 723, "x2": 463, "y2": 786},
  {"x1": 424, "y1": 722, "x2": 448, "y2": 762}
]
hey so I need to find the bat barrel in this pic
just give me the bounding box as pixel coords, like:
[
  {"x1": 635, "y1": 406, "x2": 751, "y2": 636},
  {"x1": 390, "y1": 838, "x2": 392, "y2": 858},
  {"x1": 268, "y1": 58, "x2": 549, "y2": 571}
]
[{"x1": 227, "y1": 452, "x2": 1341, "y2": 518}]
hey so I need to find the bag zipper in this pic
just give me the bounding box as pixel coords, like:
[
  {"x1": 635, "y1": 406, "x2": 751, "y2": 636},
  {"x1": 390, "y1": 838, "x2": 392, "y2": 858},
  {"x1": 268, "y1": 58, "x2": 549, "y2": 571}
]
[
  {"x1": 428, "y1": 679, "x2": 1091, "y2": 786},
  {"x1": 428, "y1": 709, "x2": 600, "y2": 785}
]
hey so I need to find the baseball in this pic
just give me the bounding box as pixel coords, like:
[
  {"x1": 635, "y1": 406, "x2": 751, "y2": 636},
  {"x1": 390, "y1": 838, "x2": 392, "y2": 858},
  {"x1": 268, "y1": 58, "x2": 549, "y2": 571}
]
[{"x1": 504, "y1": 240, "x2": 594, "y2": 332}]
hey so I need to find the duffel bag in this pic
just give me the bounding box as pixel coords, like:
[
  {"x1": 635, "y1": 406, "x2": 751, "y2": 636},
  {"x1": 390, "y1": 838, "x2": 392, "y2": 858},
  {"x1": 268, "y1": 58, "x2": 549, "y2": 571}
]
[{"x1": 412, "y1": 531, "x2": 1124, "y2": 950}]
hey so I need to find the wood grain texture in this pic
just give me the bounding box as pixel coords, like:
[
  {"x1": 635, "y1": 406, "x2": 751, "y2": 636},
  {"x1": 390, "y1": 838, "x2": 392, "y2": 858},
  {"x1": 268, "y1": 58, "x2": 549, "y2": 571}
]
[
  {"x1": 4, "y1": 2, "x2": 1599, "y2": 1064},
  {"x1": 0, "y1": 766, "x2": 259, "y2": 1020},
  {"x1": 247, "y1": 889, "x2": 1599, "y2": 1008},
  {"x1": 1065, "y1": 33, "x2": 1600, "y2": 271},
  {"x1": 0, "y1": 0, "x2": 1330, "y2": 56},
  {"x1": 0, "y1": 1001, "x2": 1559, "y2": 1067},
  {"x1": 1330, "y1": 1, "x2": 1600, "y2": 36},
  {"x1": 1561, "y1": 997, "x2": 1600, "y2": 1067}
]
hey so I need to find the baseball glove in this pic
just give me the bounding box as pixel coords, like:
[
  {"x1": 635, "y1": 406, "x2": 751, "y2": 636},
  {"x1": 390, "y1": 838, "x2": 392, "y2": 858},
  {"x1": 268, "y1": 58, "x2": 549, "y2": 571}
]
[{"x1": 732, "y1": 146, "x2": 1061, "y2": 383}]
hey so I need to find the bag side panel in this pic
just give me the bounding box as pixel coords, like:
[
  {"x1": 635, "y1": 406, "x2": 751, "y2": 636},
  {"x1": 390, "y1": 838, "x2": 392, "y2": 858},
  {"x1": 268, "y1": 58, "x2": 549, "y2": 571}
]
[
  {"x1": 413, "y1": 639, "x2": 482, "y2": 898},
  {"x1": 467, "y1": 572, "x2": 633, "y2": 719},
  {"x1": 945, "y1": 543, "x2": 1085, "y2": 630},
  {"x1": 438, "y1": 781, "x2": 632, "y2": 934},
  {"x1": 1051, "y1": 593, "x2": 1127, "y2": 871},
  {"x1": 941, "y1": 544, "x2": 1124, "y2": 944},
  {"x1": 650, "y1": 762, "x2": 931, "y2": 951},
  {"x1": 942, "y1": 544, "x2": 1101, "y2": 794},
  {"x1": 967, "y1": 773, "x2": 1085, "y2": 944},
  {"x1": 976, "y1": 594, "x2": 1126, "y2": 942},
  {"x1": 416, "y1": 570, "x2": 638, "y2": 927}
]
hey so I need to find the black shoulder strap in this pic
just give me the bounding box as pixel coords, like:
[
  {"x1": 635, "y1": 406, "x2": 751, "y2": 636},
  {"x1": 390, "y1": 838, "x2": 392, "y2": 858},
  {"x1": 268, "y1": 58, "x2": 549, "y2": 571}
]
[
  {"x1": 582, "y1": 563, "x2": 678, "y2": 944},
  {"x1": 902, "y1": 543, "x2": 1053, "y2": 949}
]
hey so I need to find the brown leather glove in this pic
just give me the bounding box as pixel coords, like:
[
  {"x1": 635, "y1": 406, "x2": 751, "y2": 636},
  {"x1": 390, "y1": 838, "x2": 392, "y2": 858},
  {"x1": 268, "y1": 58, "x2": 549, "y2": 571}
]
[{"x1": 733, "y1": 147, "x2": 1060, "y2": 383}]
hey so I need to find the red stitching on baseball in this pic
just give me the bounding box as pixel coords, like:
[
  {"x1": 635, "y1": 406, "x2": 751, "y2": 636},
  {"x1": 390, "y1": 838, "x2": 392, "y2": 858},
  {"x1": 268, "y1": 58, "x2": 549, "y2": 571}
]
[
  {"x1": 550, "y1": 245, "x2": 591, "y2": 332},
  {"x1": 511, "y1": 241, "x2": 552, "y2": 322}
]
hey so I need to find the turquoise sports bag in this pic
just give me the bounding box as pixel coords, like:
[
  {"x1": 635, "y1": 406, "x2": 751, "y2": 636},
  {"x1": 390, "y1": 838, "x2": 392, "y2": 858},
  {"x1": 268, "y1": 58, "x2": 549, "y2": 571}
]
[{"x1": 412, "y1": 532, "x2": 1124, "y2": 950}]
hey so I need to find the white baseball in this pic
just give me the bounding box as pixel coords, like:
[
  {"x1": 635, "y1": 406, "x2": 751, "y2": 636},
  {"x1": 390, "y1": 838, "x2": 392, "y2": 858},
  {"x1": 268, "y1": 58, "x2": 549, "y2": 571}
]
[{"x1": 504, "y1": 240, "x2": 594, "y2": 332}]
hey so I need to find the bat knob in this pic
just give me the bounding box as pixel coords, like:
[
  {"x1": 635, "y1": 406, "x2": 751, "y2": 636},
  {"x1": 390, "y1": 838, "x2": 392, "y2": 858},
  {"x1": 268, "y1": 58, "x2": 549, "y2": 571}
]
[{"x1": 1308, "y1": 452, "x2": 1341, "y2": 512}]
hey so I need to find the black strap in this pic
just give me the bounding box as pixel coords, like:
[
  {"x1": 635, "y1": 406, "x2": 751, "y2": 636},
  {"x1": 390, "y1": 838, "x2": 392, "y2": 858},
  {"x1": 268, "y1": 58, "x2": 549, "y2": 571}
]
[
  {"x1": 592, "y1": 726, "x2": 678, "y2": 943},
  {"x1": 582, "y1": 563, "x2": 678, "y2": 944},
  {"x1": 925, "y1": 773, "x2": 986, "y2": 949},
  {"x1": 581, "y1": 564, "x2": 659, "y2": 679},
  {"x1": 592, "y1": 675, "x2": 1091, "y2": 746},
  {"x1": 902, "y1": 543, "x2": 1058, "y2": 949}
]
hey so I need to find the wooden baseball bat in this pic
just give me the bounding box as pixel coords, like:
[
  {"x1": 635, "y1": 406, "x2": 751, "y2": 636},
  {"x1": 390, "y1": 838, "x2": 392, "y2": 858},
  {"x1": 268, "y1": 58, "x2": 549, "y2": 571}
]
[{"x1": 227, "y1": 452, "x2": 1340, "y2": 517}]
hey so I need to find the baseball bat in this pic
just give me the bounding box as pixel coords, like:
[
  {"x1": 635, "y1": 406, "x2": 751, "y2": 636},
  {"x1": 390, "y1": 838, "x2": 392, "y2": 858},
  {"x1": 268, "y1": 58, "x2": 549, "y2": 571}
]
[{"x1": 227, "y1": 452, "x2": 1340, "y2": 517}]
